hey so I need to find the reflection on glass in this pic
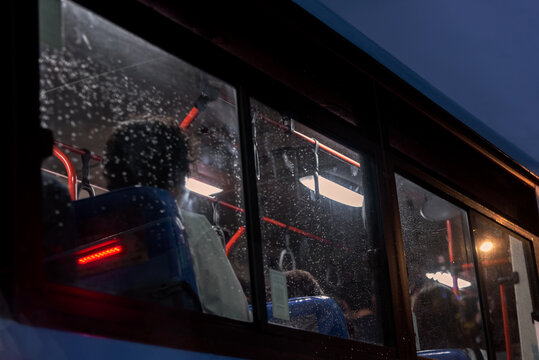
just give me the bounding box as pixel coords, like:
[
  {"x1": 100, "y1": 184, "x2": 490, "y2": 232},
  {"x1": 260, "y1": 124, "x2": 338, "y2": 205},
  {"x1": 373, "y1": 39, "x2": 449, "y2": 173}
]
[
  {"x1": 251, "y1": 99, "x2": 387, "y2": 345},
  {"x1": 479, "y1": 241, "x2": 494, "y2": 253},
  {"x1": 471, "y1": 212, "x2": 539, "y2": 360},
  {"x1": 395, "y1": 174, "x2": 487, "y2": 358},
  {"x1": 39, "y1": 0, "x2": 251, "y2": 322}
]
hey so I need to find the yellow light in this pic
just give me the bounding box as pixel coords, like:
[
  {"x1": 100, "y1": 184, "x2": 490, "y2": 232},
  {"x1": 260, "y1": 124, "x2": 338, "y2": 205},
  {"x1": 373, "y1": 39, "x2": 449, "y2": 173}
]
[{"x1": 480, "y1": 241, "x2": 494, "y2": 252}]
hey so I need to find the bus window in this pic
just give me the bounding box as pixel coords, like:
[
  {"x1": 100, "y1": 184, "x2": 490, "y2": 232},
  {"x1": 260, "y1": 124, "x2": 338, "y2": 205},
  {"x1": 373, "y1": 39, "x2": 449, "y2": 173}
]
[
  {"x1": 251, "y1": 99, "x2": 387, "y2": 345},
  {"x1": 39, "y1": 0, "x2": 251, "y2": 322},
  {"x1": 471, "y1": 212, "x2": 539, "y2": 360},
  {"x1": 395, "y1": 174, "x2": 487, "y2": 358}
]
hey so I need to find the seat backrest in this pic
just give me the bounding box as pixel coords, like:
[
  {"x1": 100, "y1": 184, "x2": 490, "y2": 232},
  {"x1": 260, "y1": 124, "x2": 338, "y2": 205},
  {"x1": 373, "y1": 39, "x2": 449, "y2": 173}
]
[
  {"x1": 266, "y1": 296, "x2": 350, "y2": 339},
  {"x1": 41, "y1": 173, "x2": 77, "y2": 256},
  {"x1": 417, "y1": 349, "x2": 472, "y2": 360},
  {"x1": 46, "y1": 186, "x2": 199, "y2": 310}
]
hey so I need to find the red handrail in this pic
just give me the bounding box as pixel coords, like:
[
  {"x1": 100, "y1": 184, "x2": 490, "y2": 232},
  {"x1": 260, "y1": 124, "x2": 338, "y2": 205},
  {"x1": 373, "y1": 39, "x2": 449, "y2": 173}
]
[
  {"x1": 259, "y1": 113, "x2": 361, "y2": 169},
  {"x1": 446, "y1": 220, "x2": 454, "y2": 263},
  {"x1": 499, "y1": 283, "x2": 513, "y2": 360},
  {"x1": 180, "y1": 107, "x2": 200, "y2": 129},
  {"x1": 196, "y1": 194, "x2": 348, "y2": 251},
  {"x1": 51, "y1": 102, "x2": 357, "y2": 252},
  {"x1": 462, "y1": 258, "x2": 510, "y2": 269},
  {"x1": 446, "y1": 219, "x2": 459, "y2": 297},
  {"x1": 52, "y1": 145, "x2": 77, "y2": 200},
  {"x1": 225, "y1": 226, "x2": 245, "y2": 256},
  {"x1": 179, "y1": 91, "x2": 217, "y2": 129},
  {"x1": 50, "y1": 140, "x2": 343, "y2": 252},
  {"x1": 179, "y1": 107, "x2": 357, "y2": 250},
  {"x1": 54, "y1": 140, "x2": 103, "y2": 162}
]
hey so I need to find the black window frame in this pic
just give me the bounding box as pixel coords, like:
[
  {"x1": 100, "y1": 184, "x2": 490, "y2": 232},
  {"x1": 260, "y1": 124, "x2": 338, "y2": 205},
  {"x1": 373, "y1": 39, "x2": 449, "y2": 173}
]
[{"x1": 246, "y1": 84, "x2": 396, "y2": 349}]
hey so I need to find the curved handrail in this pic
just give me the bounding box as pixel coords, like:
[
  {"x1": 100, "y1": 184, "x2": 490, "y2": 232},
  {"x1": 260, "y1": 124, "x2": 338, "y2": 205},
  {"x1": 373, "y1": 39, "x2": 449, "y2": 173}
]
[{"x1": 52, "y1": 145, "x2": 77, "y2": 200}]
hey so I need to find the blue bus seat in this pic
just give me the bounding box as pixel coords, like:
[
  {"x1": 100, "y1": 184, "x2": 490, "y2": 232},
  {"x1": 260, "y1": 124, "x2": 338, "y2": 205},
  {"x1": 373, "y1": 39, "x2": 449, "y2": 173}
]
[
  {"x1": 46, "y1": 186, "x2": 200, "y2": 311},
  {"x1": 417, "y1": 349, "x2": 472, "y2": 360},
  {"x1": 266, "y1": 296, "x2": 350, "y2": 339}
]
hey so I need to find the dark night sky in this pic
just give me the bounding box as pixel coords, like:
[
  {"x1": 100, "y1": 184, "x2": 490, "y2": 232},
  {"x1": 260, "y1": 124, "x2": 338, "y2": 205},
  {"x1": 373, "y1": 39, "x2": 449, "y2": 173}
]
[{"x1": 295, "y1": 0, "x2": 539, "y2": 178}]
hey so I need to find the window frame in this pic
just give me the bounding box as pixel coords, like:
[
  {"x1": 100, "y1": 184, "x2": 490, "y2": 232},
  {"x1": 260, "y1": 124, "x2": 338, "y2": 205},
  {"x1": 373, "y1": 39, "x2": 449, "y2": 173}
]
[
  {"x1": 246, "y1": 88, "x2": 396, "y2": 348},
  {"x1": 391, "y1": 157, "x2": 539, "y2": 360},
  {"x1": 8, "y1": 1, "x2": 539, "y2": 360},
  {"x1": 469, "y1": 209, "x2": 539, "y2": 360},
  {"x1": 12, "y1": 0, "x2": 399, "y2": 359}
]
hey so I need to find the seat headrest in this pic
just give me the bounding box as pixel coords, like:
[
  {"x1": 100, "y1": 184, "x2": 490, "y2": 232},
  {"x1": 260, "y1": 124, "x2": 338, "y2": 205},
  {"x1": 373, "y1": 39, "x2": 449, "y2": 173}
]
[
  {"x1": 72, "y1": 186, "x2": 179, "y2": 245},
  {"x1": 266, "y1": 296, "x2": 350, "y2": 339}
]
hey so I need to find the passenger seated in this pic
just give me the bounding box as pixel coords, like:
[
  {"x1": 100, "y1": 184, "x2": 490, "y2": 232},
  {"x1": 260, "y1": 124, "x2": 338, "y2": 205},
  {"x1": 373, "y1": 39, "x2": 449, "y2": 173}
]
[
  {"x1": 339, "y1": 279, "x2": 382, "y2": 344},
  {"x1": 413, "y1": 284, "x2": 484, "y2": 359},
  {"x1": 267, "y1": 269, "x2": 349, "y2": 338},
  {"x1": 413, "y1": 284, "x2": 463, "y2": 349},
  {"x1": 284, "y1": 269, "x2": 324, "y2": 298},
  {"x1": 102, "y1": 116, "x2": 250, "y2": 321},
  {"x1": 283, "y1": 269, "x2": 326, "y2": 333}
]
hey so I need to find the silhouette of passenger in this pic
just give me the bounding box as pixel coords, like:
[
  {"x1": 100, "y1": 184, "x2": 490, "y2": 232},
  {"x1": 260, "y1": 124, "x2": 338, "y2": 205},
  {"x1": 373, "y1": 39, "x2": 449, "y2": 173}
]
[
  {"x1": 340, "y1": 279, "x2": 382, "y2": 344},
  {"x1": 284, "y1": 269, "x2": 324, "y2": 298},
  {"x1": 413, "y1": 284, "x2": 485, "y2": 359},
  {"x1": 413, "y1": 284, "x2": 464, "y2": 349},
  {"x1": 103, "y1": 117, "x2": 190, "y2": 197},
  {"x1": 103, "y1": 116, "x2": 250, "y2": 321}
]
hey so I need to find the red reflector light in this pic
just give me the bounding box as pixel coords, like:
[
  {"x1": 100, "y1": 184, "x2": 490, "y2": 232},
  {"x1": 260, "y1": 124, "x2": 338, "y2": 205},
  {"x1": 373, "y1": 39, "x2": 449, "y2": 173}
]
[{"x1": 78, "y1": 246, "x2": 123, "y2": 265}]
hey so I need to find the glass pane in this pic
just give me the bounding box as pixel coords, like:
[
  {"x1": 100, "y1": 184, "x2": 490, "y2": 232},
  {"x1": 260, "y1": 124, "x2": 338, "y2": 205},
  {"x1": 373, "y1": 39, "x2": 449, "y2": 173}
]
[
  {"x1": 251, "y1": 99, "x2": 388, "y2": 345},
  {"x1": 39, "y1": 0, "x2": 251, "y2": 321},
  {"x1": 471, "y1": 212, "x2": 539, "y2": 360},
  {"x1": 395, "y1": 174, "x2": 487, "y2": 358}
]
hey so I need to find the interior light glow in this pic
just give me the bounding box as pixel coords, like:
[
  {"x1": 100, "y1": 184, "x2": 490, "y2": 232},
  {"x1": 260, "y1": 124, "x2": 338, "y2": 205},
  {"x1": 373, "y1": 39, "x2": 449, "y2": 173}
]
[
  {"x1": 480, "y1": 241, "x2": 494, "y2": 252},
  {"x1": 185, "y1": 177, "x2": 223, "y2": 197},
  {"x1": 299, "y1": 175, "x2": 364, "y2": 207},
  {"x1": 426, "y1": 271, "x2": 472, "y2": 289},
  {"x1": 78, "y1": 246, "x2": 123, "y2": 265}
]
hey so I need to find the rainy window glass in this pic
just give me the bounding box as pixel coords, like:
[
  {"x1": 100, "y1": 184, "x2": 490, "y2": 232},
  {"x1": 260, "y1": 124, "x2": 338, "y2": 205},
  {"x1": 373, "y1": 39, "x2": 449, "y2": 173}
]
[
  {"x1": 471, "y1": 212, "x2": 539, "y2": 360},
  {"x1": 39, "y1": 0, "x2": 252, "y2": 322},
  {"x1": 251, "y1": 99, "x2": 388, "y2": 345},
  {"x1": 395, "y1": 174, "x2": 487, "y2": 358}
]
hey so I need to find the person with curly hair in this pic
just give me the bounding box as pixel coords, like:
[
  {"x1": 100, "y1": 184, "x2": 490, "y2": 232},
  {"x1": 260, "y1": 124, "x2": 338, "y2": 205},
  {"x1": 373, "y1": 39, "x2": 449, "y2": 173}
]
[{"x1": 103, "y1": 116, "x2": 250, "y2": 322}]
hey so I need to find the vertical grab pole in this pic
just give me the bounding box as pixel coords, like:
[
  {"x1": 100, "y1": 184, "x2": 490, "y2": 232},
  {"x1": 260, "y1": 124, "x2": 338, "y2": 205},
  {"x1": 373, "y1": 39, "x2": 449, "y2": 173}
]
[
  {"x1": 499, "y1": 283, "x2": 513, "y2": 360},
  {"x1": 52, "y1": 145, "x2": 77, "y2": 200},
  {"x1": 446, "y1": 219, "x2": 458, "y2": 297}
]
